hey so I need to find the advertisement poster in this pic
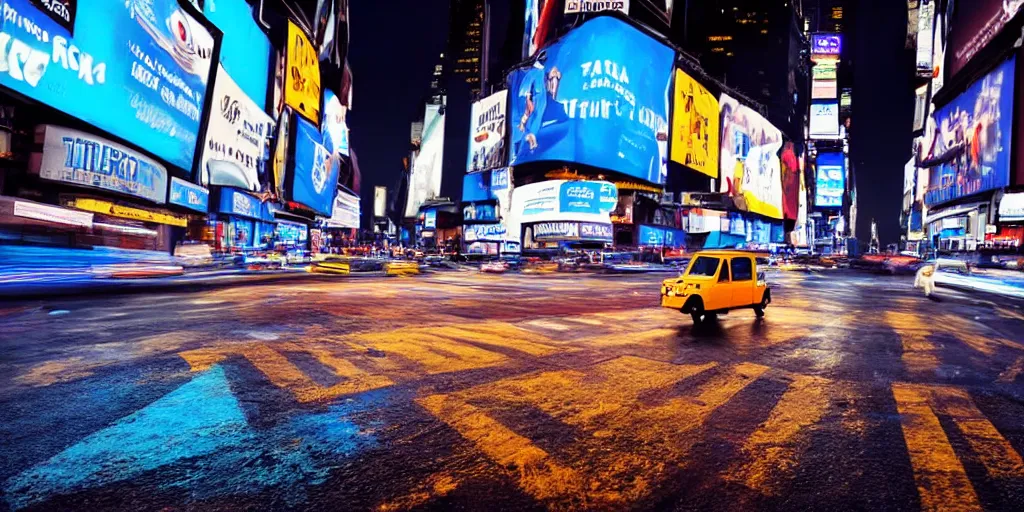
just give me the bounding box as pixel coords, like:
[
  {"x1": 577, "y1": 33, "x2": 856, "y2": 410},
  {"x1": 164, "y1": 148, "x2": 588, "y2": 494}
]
[
  {"x1": 925, "y1": 57, "x2": 1015, "y2": 206},
  {"x1": 916, "y1": 0, "x2": 934, "y2": 78},
  {"x1": 326, "y1": 189, "x2": 360, "y2": 228},
  {"x1": 285, "y1": 21, "x2": 322, "y2": 123},
  {"x1": 718, "y1": 94, "x2": 783, "y2": 220},
  {"x1": 523, "y1": 0, "x2": 564, "y2": 59},
  {"x1": 0, "y1": 0, "x2": 217, "y2": 172},
  {"x1": 812, "y1": 80, "x2": 838, "y2": 100},
  {"x1": 467, "y1": 90, "x2": 508, "y2": 173},
  {"x1": 204, "y1": 0, "x2": 271, "y2": 107},
  {"x1": 948, "y1": 0, "x2": 1022, "y2": 79},
  {"x1": 322, "y1": 89, "x2": 350, "y2": 157},
  {"x1": 564, "y1": 1, "x2": 628, "y2": 15},
  {"x1": 200, "y1": 65, "x2": 274, "y2": 191},
  {"x1": 670, "y1": 68, "x2": 719, "y2": 178},
  {"x1": 913, "y1": 85, "x2": 928, "y2": 132},
  {"x1": 815, "y1": 151, "x2": 845, "y2": 208},
  {"x1": 373, "y1": 186, "x2": 387, "y2": 217},
  {"x1": 811, "y1": 33, "x2": 841, "y2": 57},
  {"x1": 781, "y1": 142, "x2": 800, "y2": 220},
  {"x1": 559, "y1": 181, "x2": 617, "y2": 215},
  {"x1": 27, "y1": 0, "x2": 75, "y2": 32},
  {"x1": 405, "y1": 104, "x2": 445, "y2": 216},
  {"x1": 509, "y1": 16, "x2": 673, "y2": 185},
  {"x1": 290, "y1": 116, "x2": 339, "y2": 216},
  {"x1": 37, "y1": 125, "x2": 168, "y2": 204},
  {"x1": 424, "y1": 209, "x2": 437, "y2": 229},
  {"x1": 809, "y1": 101, "x2": 840, "y2": 139},
  {"x1": 932, "y1": 8, "x2": 946, "y2": 94},
  {"x1": 169, "y1": 177, "x2": 209, "y2": 212}
]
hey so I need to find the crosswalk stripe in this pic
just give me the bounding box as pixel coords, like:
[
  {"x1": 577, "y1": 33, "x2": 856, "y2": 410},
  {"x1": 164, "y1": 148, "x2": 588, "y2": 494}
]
[
  {"x1": 998, "y1": 357, "x2": 1024, "y2": 383},
  {"x1": 885, "y1": 311, "x2": 940, "y2": 375},
  {"x1": 922, "y1": 385, "x2": 1024, "y2": 480},
  {"x1": 416, "y1": 394, "x2": 605, "y2": 505},
  {"x1": 430, "y1": 323, "x2": 561, "y2": 357},
  {"x1": 349, "y1": 329, "x2": 508, "y2": 374},
  {"x1": 523, "y1": 319, "x2": 572, "y2": 332},
  {"x1": 725, "y1": 375, "x2": 831, "y2": 495},
  {"x1": 892, "y1": 383, "x2": 983, "y2": 512}
]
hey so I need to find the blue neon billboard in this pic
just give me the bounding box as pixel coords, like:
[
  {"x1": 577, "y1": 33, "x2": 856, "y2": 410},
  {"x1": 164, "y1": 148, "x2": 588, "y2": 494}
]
[
  {"x1": 508, "y1": 16, "x2": 673, "y2": 185},
  {"x1": 290, "y1": 116, "x2": 340, "y2": 216},
  {"x1": 203, "y1": 0, "x2": 271, "y2": 108},
  {"x1": 815, "y1": 152, "x2": 845, "y2": 208},
  {"x1": 0, "y1": 0, "x2": 218, "y2": 172}
]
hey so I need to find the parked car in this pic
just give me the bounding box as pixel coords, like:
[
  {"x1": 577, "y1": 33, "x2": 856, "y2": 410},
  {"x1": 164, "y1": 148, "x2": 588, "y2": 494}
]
[{"x1": 661, "y1": 250, "x2": 771, "y2": 323}]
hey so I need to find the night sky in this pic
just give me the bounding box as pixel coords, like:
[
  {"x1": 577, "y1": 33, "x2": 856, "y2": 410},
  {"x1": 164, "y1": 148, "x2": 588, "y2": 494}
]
[{"x1": 348, "y1": 1, "x2": 914, "y2": 245}]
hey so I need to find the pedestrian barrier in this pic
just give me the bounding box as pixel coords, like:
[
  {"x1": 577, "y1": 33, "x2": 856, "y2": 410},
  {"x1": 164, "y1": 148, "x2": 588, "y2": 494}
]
[{"x1": 385, "y1": 261, "x2": 420, "y2": 276}]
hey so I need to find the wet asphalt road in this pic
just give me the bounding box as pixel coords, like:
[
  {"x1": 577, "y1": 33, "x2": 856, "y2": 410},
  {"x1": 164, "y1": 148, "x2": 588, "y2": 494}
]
[{"x1": 1, "y1": 269, "x2": 1024, "y2": 511}]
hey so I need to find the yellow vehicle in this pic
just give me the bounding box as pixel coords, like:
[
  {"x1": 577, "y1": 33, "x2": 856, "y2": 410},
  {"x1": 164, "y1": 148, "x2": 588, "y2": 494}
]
[{"x1": 661, "y1": 250, "x2": 771, "y2": 323}]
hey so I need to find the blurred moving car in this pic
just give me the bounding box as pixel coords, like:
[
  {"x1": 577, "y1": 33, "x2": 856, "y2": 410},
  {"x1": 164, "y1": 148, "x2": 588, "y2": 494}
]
[
  {"x1": 915, "y1": 259, "x2": 972, "y2": 297},
  {"x1": 661, "y1": 250, "x2": 771, "y2": 323},
  {"x1": 481, "y1": 261, "x2": 509, "y2": 273}
]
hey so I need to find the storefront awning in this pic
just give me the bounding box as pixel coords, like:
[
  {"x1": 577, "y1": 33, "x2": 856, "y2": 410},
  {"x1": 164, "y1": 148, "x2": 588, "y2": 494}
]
[{"x1": 923, "y1": 202, "x2": 985, "y2": 226}]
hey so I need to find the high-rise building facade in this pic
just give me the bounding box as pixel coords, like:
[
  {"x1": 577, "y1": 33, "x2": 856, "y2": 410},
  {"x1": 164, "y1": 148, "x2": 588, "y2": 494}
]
[{"x1": 448, "y1": 0, "x2": 486, "y2": 96}]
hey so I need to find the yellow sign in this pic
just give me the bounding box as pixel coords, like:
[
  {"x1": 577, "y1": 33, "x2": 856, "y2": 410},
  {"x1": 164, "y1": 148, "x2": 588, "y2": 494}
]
[
  {"x1": 285, "y1": 21, "x2": 321, "y2": 123},
  {"x1": 670, "y1": 69, "x2": 720, "y2": 178},
  {"x1": 68, "y1": 198, "x2": 188, "y2": 227}
]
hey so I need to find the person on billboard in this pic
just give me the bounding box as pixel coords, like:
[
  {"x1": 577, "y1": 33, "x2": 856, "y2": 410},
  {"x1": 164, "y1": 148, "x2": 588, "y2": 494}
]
[{"x1": 513, "y1": 64, "x2": 569, "y2": 162}]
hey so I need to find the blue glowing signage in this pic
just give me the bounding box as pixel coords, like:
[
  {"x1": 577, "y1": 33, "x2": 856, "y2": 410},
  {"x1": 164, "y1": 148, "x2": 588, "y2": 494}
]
[
  {"x1": 424, "y1": 209, "x2": 437, "y2": 229},
  {"x1": 38, "y1": 125, "x2": 168, "y2": 204},
  {"x1": 217, "y1": 187, "x2": 272, "y2": 221},
  {"x1": 290, "y1": 115, "x2": 339, "y2": 216},
  {"x1": 169, "y1": 177, "x2": 209, "y2": 212},
  {"x1": 925, "y1": 56, "x2": 1015, "y2": 206},
  {"x1": 203, "y1": 0, "x2": 270, "y2": 107},
  {"x1": 815, "y1": 152, "x2": 845, "y2": 208},
  {"x1": 0, "y1": 0, "x2": 218, "y2": 172},
  {"x1": 508, "y1": 16, "x2": 673, "y2": 185}
]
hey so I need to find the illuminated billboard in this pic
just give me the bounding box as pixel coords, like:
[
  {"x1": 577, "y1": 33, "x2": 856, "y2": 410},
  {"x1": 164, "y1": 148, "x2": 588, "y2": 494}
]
[
  {"x1": 915, "y1": 0, "x2": 934, "y2": 78},
  {"x1": 523, "y1": 0, "x2": 565, "y2": 59},
  {"x1": 812, "y1": 80, "x2": 838, "y2": 100},
  {"x1": 948, "y1": 1, "x2": 1022, "y2": 79},
  {"x1": 564, "y1": 1, "x2": 628, "y2": 14},
  {"x1": 809, "y1": 101, "x2": 840, "y2": 139},
  {"x1": 467, "y1": 90, "x2": 508, "y2": 173},
  {"x1": 509, "y1": 16, "x2": 673, "y2": 185},
  {"x1": 405, "y1": 104, "x2": 445, "y2": 217},
  {"x1": 925, "y1": 57, "x2": 1015, "y2": 206},
  {"x1": 289, "y1": 115, "x2": 340, "y2": 216},
  {"x1": 811, "y1": 33, "x2": 841, "y2": 57},
  {"x1": 718, "y1": 94, "x2": 783, "y2": 220},
  {"x1": 374, "y1": 186, "x2": 387, "y2": 218},
  {"x1": 0, "y1": 0, "x2": 217, "y2": 172},
  {"x1": 285, "y1": 21, "x2": 322, "y2": 123},
  {"x1": 781, "y1": 142, "x2": 800, "y2": 221},
  {"x1": 815, "y1": 152, "x2": 845, "y2": 208},
  {"x1": 670, "y1": 68, "x2": 720, "y2": 178},
  {"x1": 812, "y1": 64, "x2": 837, "y2": 81}
]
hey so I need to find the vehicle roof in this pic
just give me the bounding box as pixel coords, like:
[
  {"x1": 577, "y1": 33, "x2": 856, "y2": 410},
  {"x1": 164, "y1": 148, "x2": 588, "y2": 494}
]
[{"x1": 692, "y1": 250, "x2": 759, "y2": 257}]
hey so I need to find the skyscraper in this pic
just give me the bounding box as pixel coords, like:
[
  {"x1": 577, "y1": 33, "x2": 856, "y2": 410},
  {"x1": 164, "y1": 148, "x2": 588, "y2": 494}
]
[{"x1": 448, "y1": 0, "x2": 486, "y2": 96}]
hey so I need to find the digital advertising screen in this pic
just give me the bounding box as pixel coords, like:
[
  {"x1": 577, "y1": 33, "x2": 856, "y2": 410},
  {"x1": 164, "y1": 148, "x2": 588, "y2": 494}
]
[
  {"x1": 199, "y1": 65, "x2": 274, "y2": 191},
  {"x1": 285, "y1": 21, "x2": 322, "y2": 123},
  {"x1": 374, "y1": 186, "x2": 387, "y2": 217},
  {"x1": 564, "y1": 1, "x2": 629, "y2": 15},
  {"x1": 326, "y1": 190, "x2": 360, "y2": 229},
  {"x1": 467, "y1": 90, "x2": 508, "y2": 173},
  {"x1": 322, "y1": 89, "x2": 350, "y2": 157},
  {"x1": 203, "y1": 0, "x2": 271, "y2": 108},
  {"x1": 915, "y1": 0, "x2": 934, "y2": 78},
  {"x1": 670, "y1": 68, "x2": 719, "y2": 178},
  {"x1": 781, "y1": 142, "x2": 800, "y2": 221},
  {"x1": 523, "y1": 0, "x2": 565, "y2": 59},
  {"x1": 811, "y1": 33, "x2": 841, "y2": 57},
  {"x1": 815, "y1": 151, "x2": 845, "y2": 208},
  {"x1": 509, "y1": 16, "x2": 673, "y2": 185},
  {"x1": 289, "y1": 115, "x2": 340, "y2": 216},
  {"x1": 926, "y1": 56, "x2": 1015, "y2": 206},
  {"x1": 948, "y1": 1, "x2": 1022, "y2": 79},
  {"x1": 0, "y1": 0, "x2": 217, "y2": 172},
  {"x1": 718, "y1": 94, "x2": 783, "y2": 220},
  {"x1": 809, "y1": 101, "x2": 840, "y2": 139},
  {"x1": 405, "y1": 104, "x2": 445, "y2": 217}
]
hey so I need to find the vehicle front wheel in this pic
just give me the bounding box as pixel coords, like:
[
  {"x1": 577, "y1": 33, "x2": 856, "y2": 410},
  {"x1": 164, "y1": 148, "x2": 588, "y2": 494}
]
[{"x1": 754, "y1": 306, "x2": 765, "y2": 317}]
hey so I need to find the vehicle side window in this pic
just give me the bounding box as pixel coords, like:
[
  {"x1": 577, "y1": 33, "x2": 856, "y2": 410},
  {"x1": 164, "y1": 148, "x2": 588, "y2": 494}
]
[
  {"x1": 731, "y1": 258, "x2": 753, "y2": 281},
  {"x1": 719, "y1": 260, "x2": 730, "y2": 282}
]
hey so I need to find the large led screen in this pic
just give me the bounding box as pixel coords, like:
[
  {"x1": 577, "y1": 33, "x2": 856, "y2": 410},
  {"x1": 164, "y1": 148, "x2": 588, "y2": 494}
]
[
  {"x1": 718, "y1": 94, "x2": 783, "y2": 220},
  {"x1": 948, "y1": 1, "x2": 1022, "y2": 79},
  {"x1": 203, "y1": 0, "x2": 270, "y2": 108},
  {"x1": 290, "y1": 115, "x2": 340, "y2": 216},
  {"x1": 781, "y1": 142, "x2": 800, "y2": 220},
  {"x1": 815, "y1": 151, "x2": 845, "y2": 208},
  {"x1": 523, "y1": 0, "x2": 564, "y2": 59},
  {"x1": 0, "y1": 0, "x2": 217, "y2": 172},
  {"x1": 509, "y1": 16, "x2": 673, "y2": 185},
  {"x1": 809, "y1": 101, "x2": 840, "y2": 139},
  {"x1": 405, "y1": 104, "x2": 445, "y2": 217},
  {"x1": 670, "y1": 68, "x2": 719, "y2": 178},
  {"x1": 467, "y1": 90, "x2": 507, "y2": 173},
  {"x1": 926, "y1": 57, "x2": 1015, "y2": 206}
]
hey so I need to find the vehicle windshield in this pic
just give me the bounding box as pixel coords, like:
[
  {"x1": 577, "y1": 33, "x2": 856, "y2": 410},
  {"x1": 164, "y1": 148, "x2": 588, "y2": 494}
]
[{"x1": 687, "y1": 256, "x2": 721, "y2": 277}]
